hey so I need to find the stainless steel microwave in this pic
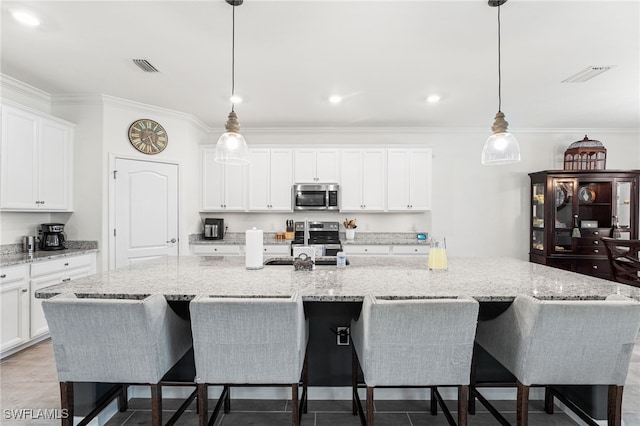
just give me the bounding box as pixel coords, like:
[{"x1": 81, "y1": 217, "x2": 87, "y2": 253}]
[{"x1": 292, "y1": 183, "x2": 340, "y2": 211}]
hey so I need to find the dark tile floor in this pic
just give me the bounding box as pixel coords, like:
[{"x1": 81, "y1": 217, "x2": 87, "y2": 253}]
[{"x1": 1, "y1": 338, "x2": 639, "y2": 425}]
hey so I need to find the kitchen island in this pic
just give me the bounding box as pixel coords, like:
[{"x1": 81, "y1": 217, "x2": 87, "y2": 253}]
[
  {"x1": 34, "y1": 255, "x2": 640, "y2": 302},
  {"x1": 35, "y1": 255, "x2": 640, "y2": 422}
]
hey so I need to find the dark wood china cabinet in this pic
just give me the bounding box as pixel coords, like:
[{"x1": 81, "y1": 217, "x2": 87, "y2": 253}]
[{"x1": 529, "y1": 170, "x2": 639, "y2": 280}]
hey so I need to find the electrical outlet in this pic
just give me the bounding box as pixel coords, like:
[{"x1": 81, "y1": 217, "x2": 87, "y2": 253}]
[{"x1": 337, "y1": 326, "x2": 350, "y2": 346}]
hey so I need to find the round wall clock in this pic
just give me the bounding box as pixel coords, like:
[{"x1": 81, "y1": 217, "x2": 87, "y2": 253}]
[{"x1": 128, "y1": 119, "x2": 168, "y2": 154}]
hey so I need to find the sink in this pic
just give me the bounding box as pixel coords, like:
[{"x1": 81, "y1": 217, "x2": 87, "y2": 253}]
[{"x1": 264, "y1": 257, "x2": 349, "y2": 266}]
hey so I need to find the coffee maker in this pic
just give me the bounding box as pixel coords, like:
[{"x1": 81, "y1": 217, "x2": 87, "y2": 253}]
[
  {"x1": 39, "y1": 223, "x2": 66, "y2": 250},
  {"x1": 203, "y1": 218, "x2": 224, "y2": 240}
]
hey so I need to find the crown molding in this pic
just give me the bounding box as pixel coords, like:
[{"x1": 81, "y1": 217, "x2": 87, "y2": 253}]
[
  {"x1": 0, "y1": 73, "x2": 51, "y2": 107},
  {"x1": 232, "y1": 126, "x2": 639, "y2": 135}
]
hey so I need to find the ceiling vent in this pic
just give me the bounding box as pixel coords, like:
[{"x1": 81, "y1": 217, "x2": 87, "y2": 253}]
[
  {"x1": 562, "y1": 65, "x2": 614, "y2": 83},
  {"x1": 132, "y1": 59, "x2": 159, "y2": 73}
]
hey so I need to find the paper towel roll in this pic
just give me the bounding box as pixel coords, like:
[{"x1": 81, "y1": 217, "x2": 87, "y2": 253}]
[{"x1": 245, "y1": 227, "x2": 264, "y2": 270}]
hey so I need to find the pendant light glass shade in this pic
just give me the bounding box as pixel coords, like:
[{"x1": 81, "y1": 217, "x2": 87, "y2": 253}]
[
  {"x1": 481, "y1": 111, "x2": 521, "y2": 165},
  {"x1": 482, "y1": 0, "x2": 521, "y2": 165},
  {"x1": 215, "y1": 0, "x2": 249, "y2": 166}
]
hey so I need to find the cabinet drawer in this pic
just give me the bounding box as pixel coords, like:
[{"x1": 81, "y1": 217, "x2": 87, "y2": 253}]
[
  {"x1": 576, "y1": 246, "x2": 606, "y2": 256},
  {"x1": 192, "y1": 245, "x2": 243, "y2": 255},
  {"x1": 392, "y1": 245, "x2": 429, "y2": 255},
  {"x1": 343, "y1": 245, "x2": 390, "y2": 255},
  {"x1": 263, "y1": 245, "x2": 290, "y2": 255},
  {"x1": 575, "y1": 259, "x2": 610, "y2": 277},
  {"x1": 576, "y1": 238, "x2": 604, "y2": 247},
  {"x1": 30, "y1": 254, "x2": 93, "y2": 278},
  {"x1": 579, "y1": 228, "x2": 611, "y2": 239},
  {"x1": 0, "y1": 264, "x2": 29, "y2": 285}
]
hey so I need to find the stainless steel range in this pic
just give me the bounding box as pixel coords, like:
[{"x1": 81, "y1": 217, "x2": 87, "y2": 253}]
[{"x1": 291, "y1": 221, "x2": 342, "y2": 256}]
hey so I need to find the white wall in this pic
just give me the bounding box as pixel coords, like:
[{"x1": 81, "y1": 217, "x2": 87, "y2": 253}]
[{"x1": 2, "y1": 75, "x2": 639, "y2": 265}]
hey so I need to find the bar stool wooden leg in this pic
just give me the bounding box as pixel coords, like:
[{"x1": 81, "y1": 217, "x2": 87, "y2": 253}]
[
  {"x1": 292, "y1": 383, "x2": 299, "y2": 426},
  {"x1": 458, "y1": 385, "x2": 468, "y2": 426},
  {"x1": 468, "y1": 347, "x2": 477, "y2": 415},
  {"x1": 150, "y1": 384, "x2": 162, "y2": 426},
  {"x1": 607, "y1": 385, "x2": 623, "y2": 426},
  {"x1": 544, "y1": 386, "x2": 554, "y2": 414},
  {"x1": 366, "y1": 386, "x2": 374, "y2": 426},
  {"x1": 302, "y1": 353, "x2": 309, "y2": 414},
  {"x1": 516, "y1": 381, "x2": 529, "y2": 426},
  {"x1": 430, "y1": 387, "x2": 437, "y2": 415},
  {"x1": 118, "y1": 385, "x2": 128, "y2": 412},
  {"x1": 60, "y1": 382, "x2": 74, "y2": 426},
  {"x1": 352, "y1": 346, "x2": 358, "y2": 416},
  {"x1": 197, "y1": 383, "x2": 208, "y2": 426},
  {"x1": 224, "y1": 385, "x2": 231, "y2": 414}
]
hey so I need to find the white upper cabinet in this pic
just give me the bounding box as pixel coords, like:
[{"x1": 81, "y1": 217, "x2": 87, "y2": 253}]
[
  {"x1": 387, "y1": 148, "x2": 432, "y2": 211},
  {"x1": 293, "y1": 149, "x2": 340, "y2": 183},
  {"x1": 340, "y1": 149, "x2": 386, "y2": 211},
  {"x1": 201, "y1": 147, "x2": 247, "y2": 211},
  {"x1": 0, "y1": 104, "x2": 73, "y2": 211},
  {"x1": 248, "y1": 148, "x2": 292, "y2": 211}
]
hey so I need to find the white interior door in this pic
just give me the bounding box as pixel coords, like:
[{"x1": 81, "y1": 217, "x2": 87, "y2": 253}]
[{"x1": 114, "y1": 159, "x2": 178, "y2": 268}]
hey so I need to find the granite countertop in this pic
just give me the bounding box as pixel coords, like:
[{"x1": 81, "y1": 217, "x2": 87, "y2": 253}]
[
  {"x1": 0, "y1": 242, "x2": 99, "y2": 267},
  {"x1": 189, "y1": 232, "x2": 428, "y2": 246},
  {"x1": 35, "y1": 255, "x2": 640, "y2": 303}
]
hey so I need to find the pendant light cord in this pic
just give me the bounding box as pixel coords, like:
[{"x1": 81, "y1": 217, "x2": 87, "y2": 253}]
[
  {"x1": 231, "y1": 4, "x2": 236, "y2": 112},
  {"x1": 497, "y1": 4, "x2": 502, "y2": 113}
]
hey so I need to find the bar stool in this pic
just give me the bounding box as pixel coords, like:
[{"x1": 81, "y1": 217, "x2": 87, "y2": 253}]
[
  {"x1": 42, "y1": 293, "x2": 195, "y2": 426},
  {"x1": 189, "y1": 294, "x2": 308, "y2": 426},
  {"x1": 473, "y1": 294, "x2": 640, "y2": 426},
  {"x1": 350, "y1": 295, "x2": 480, "y2": 426}
]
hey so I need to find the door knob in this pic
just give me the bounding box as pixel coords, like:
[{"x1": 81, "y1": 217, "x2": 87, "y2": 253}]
[{"x1": 167, "y1": 238, "x2": 177, "y2": 243}]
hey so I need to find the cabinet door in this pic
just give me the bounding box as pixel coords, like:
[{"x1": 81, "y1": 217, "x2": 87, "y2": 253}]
[
  {"x1": 315, "y1": 149, "x2": 340, "y2": 182},
  {"x1": 387, "y1": 149, "x2": 431, "y2": 211},
  {"x1": 223, "y1": 163, "x2": 247, "y2": 211},
  {"x1": 268, "y1": 149, "x2": 293, "y2": 210},
  {"x1": 361, "y1": 149, "x2": 386, "y2": 211},
  {"x1": 293, "y1": 149, "x2": 317, "y2": 183},
  {"x1": 1, "y1": 105, "x2": 39, "y2": 209},
  {"x1": 248, "y1": 149, "x2": 271, "y2": 210},
  {"x1": 39, "y1": 119, "x2": 72, "y2": 210},
  {"x1": 340, "y1": 150, "x2": 363, "y2": 211},
  {"x1": 201, "y1": 148, "x2": 225, "y2": 210},
  {"x1": 0, "y1": 265, "x2": 30, "y2": 352},
  {"x1": 408, "y1": 149, "x2": 432, "y2": 210},
  {"x1": 387, "y1": 150, "x2": 411, "y2": 210}
]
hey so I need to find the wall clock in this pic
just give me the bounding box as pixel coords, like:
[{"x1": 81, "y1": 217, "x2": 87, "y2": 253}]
[{"x1": 128, "y1": 119, "x2": 168, "y2": 154}]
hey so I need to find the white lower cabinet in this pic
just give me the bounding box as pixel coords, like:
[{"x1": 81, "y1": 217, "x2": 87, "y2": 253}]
[
  {"x1": 1, "y1": 253, "x2": 96, "y2": 358},
  {"x1": 342, "y1": 245, "x2": 391, "y2": 256},
  {"x1": 392, "y1": 245, "x2": 430, "y2": 255},
  {"x1": 192, "y1": 245, "x2": 243, "y2": 256},
  {"x1": 263, "y1": 245, "x2": 290, "y2": 256},
  {"x1": 0, "y1": 265, "x2": 30, "y2": 353}
]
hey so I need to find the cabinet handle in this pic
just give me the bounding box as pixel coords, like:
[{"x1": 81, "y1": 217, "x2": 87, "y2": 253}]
[
  {"x1": 22, "y1": 288, "x2": 28, "y2": 293},
  {"x1": 0, "y1": 274, "x2": 5, "y2": 278},
  {"x1": 213, "y1": 248, "x2": 218, "y2": 251},
  {"x1": 364, "y1": 248, "x2": 368, "y2": 252},
  {"x1": 64, "y1": 262, "x2": 69, "y2": 266},
  {"x1": 62, "y1": 278, "x2": 71, "y2": 282},
  {"x1": 414, "y1": 249, "x2": 418, "y2": 252},
  {"x1": 592, "y1": 265, "x2": 598, "y2": 269},
  {"x1": 593, "y1": 231, "x2": 599, "y2": 235},
  {"x1": 593, "y1": 240, "x2": 599, "y2": 245},
  {"x1": 593, "y1": 249, "x2": 599, "y2": 253}
]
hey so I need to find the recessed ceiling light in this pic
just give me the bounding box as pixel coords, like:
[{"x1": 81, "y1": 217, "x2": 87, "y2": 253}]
[
  {"x1": 329, "y1": 95, "x2": 342, "y2": 104},
  {"x1": 11, "y1": 10, "x2": 40, "y2": 27},
  {"x1": 230, "y1": 95, "x2": 243, "y2": 104},
  {"x1": 562, "y1": 66, "x2": 615, "y2": 83},
  {"x1": 426, "y1": 94, "x2": 441, "y2": 103}
]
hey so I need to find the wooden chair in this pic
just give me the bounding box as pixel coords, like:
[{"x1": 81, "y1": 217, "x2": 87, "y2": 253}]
[
  {"x1": 42, "y1": 294, "x2": 195, "y2": 426},
  {"x1": 602, "y1": 237, "x2": 640, "y2": 287},
  {"x1": 350, "y1": 295, "x2": 479, "y2": 426}
]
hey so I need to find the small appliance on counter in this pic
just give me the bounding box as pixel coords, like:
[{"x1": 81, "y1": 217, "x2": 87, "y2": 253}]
[
  {"x1": 39, "y1": 223, "x2": 66, "y2": 251},
  {"x1": 23, "y1": 236, "x2": 36, "y2": 253},
  {"x1": 203, "y1": 218, "x2": 224, "y2": 240},
  {"x1": 291, "y1": 221, "x2": 342, "y2": 256}
]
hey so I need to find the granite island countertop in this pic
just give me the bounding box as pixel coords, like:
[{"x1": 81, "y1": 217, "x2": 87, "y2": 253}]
[{"x1": 35, "y1": 255, "x2": 640, "y2": 303}]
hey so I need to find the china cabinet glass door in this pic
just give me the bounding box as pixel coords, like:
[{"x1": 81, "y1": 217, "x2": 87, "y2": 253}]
[
  {"x1": 553, "y1": 180, "x2": 575, "y2": 253},
  {"x1": 615, "y1": 180, "x2": 633, "y2": 239},
  {"x1": 531, "y1": 183, "x2": 545, "y2": 252}
]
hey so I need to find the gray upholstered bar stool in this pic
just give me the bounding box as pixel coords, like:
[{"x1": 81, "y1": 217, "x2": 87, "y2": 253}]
[
  {"x1": 473, "y1": 294, "x2": 640, "y2": 426},
  {"x1": 42, "y1": 293, "x2": 194, "y2": 426},
  {"x1": 350, "y1": 295, "x2": 480, "y2": 426},
  {"x1": 189, "y1": 293, "x2": 309, "y2": 426}
]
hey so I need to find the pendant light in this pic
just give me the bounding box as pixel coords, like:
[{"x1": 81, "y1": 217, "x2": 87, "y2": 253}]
[
  {"x1": 481, "y1": 0, "x2": 521, "y2": 165},
  {"x1": 215, "y1": 0, "x2": 250, "y2": 166}
]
